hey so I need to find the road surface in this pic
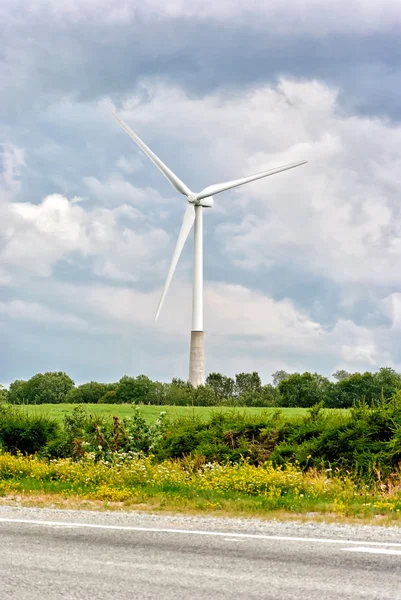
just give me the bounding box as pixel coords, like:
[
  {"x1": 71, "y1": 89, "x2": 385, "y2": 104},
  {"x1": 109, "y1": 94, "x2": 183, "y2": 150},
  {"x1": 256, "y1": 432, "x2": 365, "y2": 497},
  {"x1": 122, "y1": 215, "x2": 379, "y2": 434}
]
[{"x1": 0, "y1": 507, "x2": 400, "y2": 599}]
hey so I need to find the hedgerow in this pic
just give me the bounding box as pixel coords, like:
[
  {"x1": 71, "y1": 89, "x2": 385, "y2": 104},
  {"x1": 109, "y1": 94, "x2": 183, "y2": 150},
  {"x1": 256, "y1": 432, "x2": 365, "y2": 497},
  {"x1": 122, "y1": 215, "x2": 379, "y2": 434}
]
[{"x1": 1, "y1": 395, "x2": 401, "y2": 483}]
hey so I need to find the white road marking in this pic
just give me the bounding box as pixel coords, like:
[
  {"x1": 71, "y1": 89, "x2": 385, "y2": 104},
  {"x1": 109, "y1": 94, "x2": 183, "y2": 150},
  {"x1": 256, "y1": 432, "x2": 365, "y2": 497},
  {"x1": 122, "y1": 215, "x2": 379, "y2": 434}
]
[
  {"x1": 1, "y1": 517, "x2": 401, "y2": 549},
  {"x1": 343, "y1": 547, "x2": 401, "y2": 556}
]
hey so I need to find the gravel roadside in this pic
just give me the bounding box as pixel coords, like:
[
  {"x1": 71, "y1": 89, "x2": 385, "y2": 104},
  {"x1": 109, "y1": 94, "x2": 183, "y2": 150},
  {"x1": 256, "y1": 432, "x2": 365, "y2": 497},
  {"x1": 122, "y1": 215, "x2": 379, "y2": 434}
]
[{"x1": 0, "y1": 505, "x2": 400, "y2": 543}]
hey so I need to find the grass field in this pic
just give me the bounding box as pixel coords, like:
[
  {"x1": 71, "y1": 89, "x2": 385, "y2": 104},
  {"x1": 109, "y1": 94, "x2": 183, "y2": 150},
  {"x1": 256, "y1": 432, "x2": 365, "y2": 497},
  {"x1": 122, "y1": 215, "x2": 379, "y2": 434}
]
[{"x1": 17, "y1": 404, "x2": 323, "y2": 423}]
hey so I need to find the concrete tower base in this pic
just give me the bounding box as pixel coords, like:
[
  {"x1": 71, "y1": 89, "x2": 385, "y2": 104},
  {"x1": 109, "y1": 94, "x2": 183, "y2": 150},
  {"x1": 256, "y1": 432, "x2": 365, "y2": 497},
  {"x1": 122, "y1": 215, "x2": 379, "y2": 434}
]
[{"x1": 189, "y1": 331, "x2": 204, "y2": 388}]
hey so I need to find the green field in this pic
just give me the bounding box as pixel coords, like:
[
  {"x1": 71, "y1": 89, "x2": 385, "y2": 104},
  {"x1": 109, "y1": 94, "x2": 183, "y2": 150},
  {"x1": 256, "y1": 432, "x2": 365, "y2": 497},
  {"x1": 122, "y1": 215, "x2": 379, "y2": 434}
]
[{"x1": 18, "y1": 404, "x2": 317, "y2": 423}]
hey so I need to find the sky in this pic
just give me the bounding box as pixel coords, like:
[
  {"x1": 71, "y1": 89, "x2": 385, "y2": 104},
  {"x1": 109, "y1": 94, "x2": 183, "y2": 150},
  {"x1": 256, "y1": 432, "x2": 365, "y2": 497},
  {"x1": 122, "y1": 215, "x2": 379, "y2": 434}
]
[{"x1": 1, "y1": 0, "x2": 401, "y2": 385}]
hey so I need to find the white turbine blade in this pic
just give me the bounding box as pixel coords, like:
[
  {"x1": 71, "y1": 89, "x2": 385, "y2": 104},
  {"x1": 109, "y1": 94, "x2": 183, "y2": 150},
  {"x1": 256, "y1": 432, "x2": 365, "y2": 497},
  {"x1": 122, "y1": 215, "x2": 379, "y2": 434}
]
[
  {"x1": 155, "y1": 203, "x2": 196, "y2": 321},
  {"x1": 112, "y1": 112, "x2": 192, "y2": 197},
  {"x1": 196, "y1": 160, "x2": 307, "y2": 201}
]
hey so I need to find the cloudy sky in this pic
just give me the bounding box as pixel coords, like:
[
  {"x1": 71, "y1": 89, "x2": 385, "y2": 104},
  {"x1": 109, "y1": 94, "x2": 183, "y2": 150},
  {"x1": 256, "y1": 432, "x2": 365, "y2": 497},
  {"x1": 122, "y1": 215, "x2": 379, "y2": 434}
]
[{"x1": 1, "y1": 0, "x2": 401, "y2": 385}]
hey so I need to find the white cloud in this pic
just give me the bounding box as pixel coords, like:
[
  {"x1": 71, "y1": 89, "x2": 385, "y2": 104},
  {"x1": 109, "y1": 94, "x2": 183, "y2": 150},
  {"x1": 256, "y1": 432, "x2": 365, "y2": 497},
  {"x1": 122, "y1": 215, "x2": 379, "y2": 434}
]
[
  {"x1": 329, "y1": 318, "x2": 383, "y2": 367},
  {"x1": 65, "y1": 280, "x2": 323, "y2": 347},
  {"x1": 205, "y1": 283, "x2": 322, "y2": 348},
  {"x1": 115, "y1": 78, "x2": 401, "y2": 288},
  {"x1": 29, "y1": 278, "x2": 386, "y2": 379},
  {"x1": 0, "y1": 191, "x2": 169, "y2": 284},
  {"x1": 1, "y1": 194, "x2": 85, "y2": 278},
  {"x1": 340, "y1": 344, "x2": 378, "y2": 366},
  {"x1": 3, "y1": 76, "x2": 401, "y2": 380}
]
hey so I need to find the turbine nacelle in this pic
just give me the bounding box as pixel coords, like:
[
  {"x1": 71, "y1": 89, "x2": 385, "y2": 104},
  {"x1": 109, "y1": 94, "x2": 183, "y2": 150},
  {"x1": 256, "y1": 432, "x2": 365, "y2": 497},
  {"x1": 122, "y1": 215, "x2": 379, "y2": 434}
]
[
  {"x1": 187, "y1": 193, "x2": 214, "y2": 208},
  {"x1": 111, "y1": 111, "x2": 307, "y2": 326}
]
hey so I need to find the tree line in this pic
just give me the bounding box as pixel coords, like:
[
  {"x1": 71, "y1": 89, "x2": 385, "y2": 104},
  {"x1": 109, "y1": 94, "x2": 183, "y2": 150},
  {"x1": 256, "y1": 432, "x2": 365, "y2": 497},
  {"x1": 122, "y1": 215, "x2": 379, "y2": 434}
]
[{"x1": 2, "y1": 367, "x2": 401, "y2": 408}]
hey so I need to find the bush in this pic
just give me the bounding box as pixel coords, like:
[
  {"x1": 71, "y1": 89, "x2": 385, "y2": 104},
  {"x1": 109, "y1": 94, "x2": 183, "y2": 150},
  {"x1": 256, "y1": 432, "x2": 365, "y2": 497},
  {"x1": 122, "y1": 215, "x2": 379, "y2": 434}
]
[
  {"x1": 0, "y1": 404, "x2": 60, "y2": 454},
  {"x1": 155, "y1": 410, "x2": 284, "y2": 464},
  {"x1": 270, "y1": 397, "x2": 401, "y2": 478},
  {"x1": 45, "y1": 405, "x2": 169, "y2": 461},
  {"x1": 155, "y1": 398, "x2": 401, "y2": 478},
  {"x1": 2, "y1": 392, "x2": 401, "y2": 483}
]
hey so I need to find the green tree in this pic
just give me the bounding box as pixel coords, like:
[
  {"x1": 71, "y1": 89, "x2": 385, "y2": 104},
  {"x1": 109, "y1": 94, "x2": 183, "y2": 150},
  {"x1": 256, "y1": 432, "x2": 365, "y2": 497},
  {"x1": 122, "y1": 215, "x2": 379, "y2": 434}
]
[
  {"x1": 278, "y1": 372, "x2": 332, "y2": 407},
  {"x1": 192, "y1": 385, "x2": 217, "y2": 406},
  {"x1": 328, "y1": 373, "x2": 372, "y2": 408},
  {"x1": 7, "y1": 379, "x2": 29, "y2": 404},
  {"x1": 65, "y1": 381, "x2": 116, "y2": 404},
  {"x1": 0, "y1": 384, "x2": 8, "y2": 403},
  {"x1": 375, "y1": 367, "x2": 401, "y2": 392},
  {"x1": 328, "y1": 368, "x2": 401, "y2": 408},
  {"x1": 23, "y1": 372, "x2": 75, "y2": 404},
  {"x1": 205, "y1": 372, "x2": 235, "y2": 401},
  {"x1": 98, "y1": 390, "x2": 118, "y2": 404},
  {"x1": 115, "y1": 375, "x2": 156, "y2": 404},
  {"x1": 259, "y1": 384, "x2": 279, "y2": 406},
  {"x1": 164, "y1": 378, "x2": 194, "y2": 406},
  {"x1": 148, "y1": 381, "x2": 168, "y2": 405},
  {"x1": 332, "y1": 369, "x2": 351, "y2": 381},
  {"x1": 272, "y1": 370, "x2": 290, "y2": 387},
  {"x1": 234, "y1": 372, "x2": 262, "y2": 398}
]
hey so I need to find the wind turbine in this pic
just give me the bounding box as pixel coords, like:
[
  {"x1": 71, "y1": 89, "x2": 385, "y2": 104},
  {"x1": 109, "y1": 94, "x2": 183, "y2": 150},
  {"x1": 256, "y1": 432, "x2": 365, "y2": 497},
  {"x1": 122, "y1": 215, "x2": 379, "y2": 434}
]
[{"x1": 112, "y1": 112, "x2": 307, "y2": 387}]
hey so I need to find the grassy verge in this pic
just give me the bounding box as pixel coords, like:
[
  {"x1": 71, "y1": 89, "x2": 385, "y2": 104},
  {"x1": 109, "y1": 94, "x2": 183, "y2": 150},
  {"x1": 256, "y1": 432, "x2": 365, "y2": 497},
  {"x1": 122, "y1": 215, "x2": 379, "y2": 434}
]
[
  {"x1": 16, "y1": 404, "x2": 345, "y2": 423},
  {"x1": 1, "y1": 452, "x2": 400, "y2": 524}
]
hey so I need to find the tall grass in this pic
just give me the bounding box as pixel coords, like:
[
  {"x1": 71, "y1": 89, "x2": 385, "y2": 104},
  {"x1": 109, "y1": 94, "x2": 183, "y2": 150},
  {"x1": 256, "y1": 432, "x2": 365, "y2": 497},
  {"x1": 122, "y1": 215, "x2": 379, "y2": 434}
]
[{"x1": 0, "y1": 452, "x2": 400, "y2": 519}]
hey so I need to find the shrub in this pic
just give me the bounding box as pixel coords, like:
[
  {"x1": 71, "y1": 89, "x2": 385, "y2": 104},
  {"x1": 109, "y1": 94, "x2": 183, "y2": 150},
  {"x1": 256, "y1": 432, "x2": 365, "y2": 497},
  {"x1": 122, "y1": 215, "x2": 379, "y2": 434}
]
[
  {"x1": 3, "y1": 395, "x2": 401, "y2": 483},
  {"x1": 155, "y1": 410, "x2": 284, "y2": 464},
  {"x1": 0, "y1": 404, "x2": 60, "y2": 454},
  {"x1": 270, "y1": 397, "x2": 401, "y2": 477},
  {"x1": 50, "y1": 405, "x2": 169, "y2": 461}
]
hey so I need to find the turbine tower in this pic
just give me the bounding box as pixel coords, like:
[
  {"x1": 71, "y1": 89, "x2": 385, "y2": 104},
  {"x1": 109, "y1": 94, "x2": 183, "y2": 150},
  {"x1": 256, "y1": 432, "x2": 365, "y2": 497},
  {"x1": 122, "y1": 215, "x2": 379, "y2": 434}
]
[{"x1": 112, "y1": 113, "x2": 307, "y2": 387}]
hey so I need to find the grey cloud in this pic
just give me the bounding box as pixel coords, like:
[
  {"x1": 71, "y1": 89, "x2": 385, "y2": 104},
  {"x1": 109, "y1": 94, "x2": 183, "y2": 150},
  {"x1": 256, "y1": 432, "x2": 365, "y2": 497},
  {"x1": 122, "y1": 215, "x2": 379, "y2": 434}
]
[
  {"x1": 2, "y1": 1, "x2": 401, "y2": 384},
  {"x1": 1, "y1": 2, "x2": 401, "y2": 123}
]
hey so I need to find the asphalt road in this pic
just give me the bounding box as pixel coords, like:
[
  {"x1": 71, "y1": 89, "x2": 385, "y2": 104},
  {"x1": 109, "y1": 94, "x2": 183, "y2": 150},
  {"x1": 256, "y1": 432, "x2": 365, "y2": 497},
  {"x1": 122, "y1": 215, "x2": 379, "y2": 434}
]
[{"x1": 0, "y1": 507, "x2": 401, "y2": 599}]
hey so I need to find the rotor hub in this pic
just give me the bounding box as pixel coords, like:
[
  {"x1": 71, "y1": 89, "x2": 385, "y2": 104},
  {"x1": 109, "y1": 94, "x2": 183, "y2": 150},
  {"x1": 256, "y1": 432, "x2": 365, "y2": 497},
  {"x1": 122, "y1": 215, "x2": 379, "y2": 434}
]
[
  {"x1": 187, "y1": 193, "x2": 199, "y2": 204},
  {"x1": 187, "y1": 193, "x2": 213, "y2": 208}
]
